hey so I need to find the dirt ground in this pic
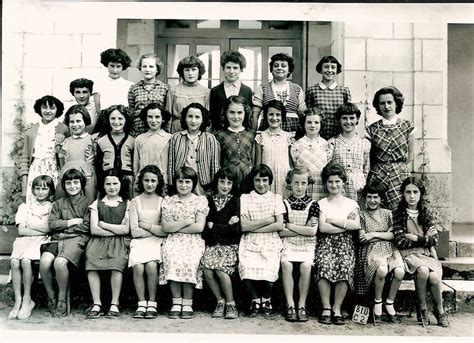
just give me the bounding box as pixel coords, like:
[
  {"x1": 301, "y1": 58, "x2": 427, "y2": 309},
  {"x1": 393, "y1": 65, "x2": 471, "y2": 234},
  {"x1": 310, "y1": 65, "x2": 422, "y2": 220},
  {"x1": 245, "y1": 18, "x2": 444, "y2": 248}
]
[{"x1": 0, "y1": 306, "x2": 472, "y2": 342}]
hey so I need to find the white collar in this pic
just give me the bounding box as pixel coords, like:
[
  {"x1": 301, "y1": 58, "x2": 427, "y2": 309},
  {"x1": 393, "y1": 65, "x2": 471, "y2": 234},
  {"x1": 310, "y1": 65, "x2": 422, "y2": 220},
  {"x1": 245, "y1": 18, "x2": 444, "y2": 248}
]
[
  {"x1": 381, "y1": 116, "x2": 399, "y2": 126},
  {"x1": 228, "y1": 126, "x2": 245, "y2": 133},
  {"x1": 318, "y1": 81, "x2": 338, "y2": 90},
  {"x1": 71, "y1": 132, "x2": 89, "y2": 139}
]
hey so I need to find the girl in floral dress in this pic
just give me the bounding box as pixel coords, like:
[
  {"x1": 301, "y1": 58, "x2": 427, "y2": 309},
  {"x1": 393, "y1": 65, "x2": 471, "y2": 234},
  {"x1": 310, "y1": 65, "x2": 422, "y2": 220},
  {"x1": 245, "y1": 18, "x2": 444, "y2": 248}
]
[
  {"x1": 20, "y1": 95, "x2": 68, "y2": 205},
  {"x1": 214, "y1": 96, "x2": 256, "y2": 191},
  {"x1": 314, "y1": 163, "x2": 360, "y2": 325},
  {"x1": 328, "y1": 102, "x2": 370, "y2": 203},
  {"x1": 290, "y1": 108, "x2": 332, "y2": 201},
  {"x1": 367, "y1": 86, "x2": 414, "y2": 210},
  {"x1": 357, "y1": 183, "x2": 404, "y2": 323},
  {"x1": 239, "y1": 164, "x2": 284, "y2": 317},
  {"x1": 255, "y1": 100, "x2": 295, "y2": 197},
  {"x1": 160, "y1": 167, "x2": 209, "y2": 319}
]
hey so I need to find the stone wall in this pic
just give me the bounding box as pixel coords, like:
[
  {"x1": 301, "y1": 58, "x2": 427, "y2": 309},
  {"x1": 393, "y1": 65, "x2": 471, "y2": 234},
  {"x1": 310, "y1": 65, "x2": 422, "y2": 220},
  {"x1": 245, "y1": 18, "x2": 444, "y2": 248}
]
[{"x1": 341, "y1": 22, "x2": 452, "y2": 230}]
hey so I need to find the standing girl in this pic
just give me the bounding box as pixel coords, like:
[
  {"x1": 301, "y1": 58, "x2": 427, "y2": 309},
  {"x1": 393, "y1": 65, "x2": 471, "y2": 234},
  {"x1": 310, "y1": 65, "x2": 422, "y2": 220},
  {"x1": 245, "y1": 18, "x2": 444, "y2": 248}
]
[
  {"x1": 328, "y1": 102, "x2": 371, "y2": 202},
  {"x1": 290, "y1": 108, "x2": 333, "y2": 202},
  {"x1": 133, "y1": 103, "x2": 172, "y2": 187},
  {"x1": 58, "y1": 105, "x2": 97, "y2": 202},
  {"x1": 314, "y1": 163, "x2": 360, "y2": 325},
  {"x1": 128, "y1": 53, "x2": 169, "y2": 137},
  {"x1": 238, "y1": 164, "x2": 284, "y2": 317},
  {"x1": 202, "y1": 167, "x2": 241, "y2": 320},
  {"x1": 392, "y1": 176, "x2": 448, "y2": 327},
  {"x1": 280, "y1": 168, "x2": 319, "y2": 322},
  {"x1": 357, "y1": 183, "x2": 405, "y2": 323},
  {"x1": 9, "y1": 175, "x2": 55, "y2": 320},
  {"x1": 129, "y1": 165, "x2": 167, "y2": 319},
  {"x1": 160, "y1": 167, "x2": 209, "y2": 319},
  {"x1": 40, "y1": 169, "x2": 91, "y2": 317},
  {"x1": 85, "y1": 170, "x2": 131, "y2": 319},
  {"x1": 255, "y1": 100, "x2": 295, "y2": 197},
  {"x1": 214, "y1": 95, "x2": 256, "y2": 191},
  {"x1": 252, "y1": 53, "x2": 306, "y2": 133},
  {"x1": 367, "y1": 86, "x2": 414, "y2": 211},
  {"x1": 167, "y1": 56, "x2": 210, "y2": 133},
  {"x1": 96, "y1": 105, "x2": 134, "y2": 198},
  {"x1": 305, "y1": 55, "x2": 351, "y2": 140},
  {"x1": 20, "y1": 95, "x2": 68, "y2": 205},
  {"x1": 168, "y1": 103, "x2": 220, "y2": 196}
]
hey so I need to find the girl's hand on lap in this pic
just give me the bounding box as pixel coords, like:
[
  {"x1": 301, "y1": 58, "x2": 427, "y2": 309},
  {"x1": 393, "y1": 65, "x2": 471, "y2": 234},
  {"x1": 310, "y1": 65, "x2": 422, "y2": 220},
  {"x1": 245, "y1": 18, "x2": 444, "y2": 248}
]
[
  {"x1": 139, "y1": 220, "x2": 151, "y2": 230},
  {"x1": 228, "y1": 216, "x2": 239, "y2": 225},
  {"x1": 426, "y1": 227, "x2": 437, "y2": 236}
]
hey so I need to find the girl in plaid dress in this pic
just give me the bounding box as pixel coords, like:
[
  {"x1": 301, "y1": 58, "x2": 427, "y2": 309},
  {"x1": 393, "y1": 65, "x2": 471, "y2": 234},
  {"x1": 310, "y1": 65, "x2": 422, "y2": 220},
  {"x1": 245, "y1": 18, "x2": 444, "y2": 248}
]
[
  {"x1": 328, "y1": 103, "x2": 371, "y2": 203},
  {"x1": 314, "y1": 163, "x2": 360, "y2": 325},
  {"x1": 215, "y1": 96, "x2": 256, "y2": 192},
  {"x1": 291, "y1": 108, "x2": 333, "y2": 201},
  {"x1": 280, "y1": 168, "x2": 319, "y2": 322},
  {"x1": 392, "y1": 176, "x2": 448, "y2": 327},
  {"x1": 357, "y1": 183, "x2": 404, "y2": 323},
  {"x1": 367, "y1": 86, "x2": 415, "y2": 211},
  {"x1": 161, "y1": 167, "x2": 209, "y2": 319},
  {"x1": 202, "y1": 167, "x2": 241, "y2": 319},
  {"x1": 255, "y1": 100, "x2": 295, "y2": 197},
  {"x1": 305, "y1": 55, "x2": 351, "y2": 140},
  {"x1": 128, "y1": 53, "x2": 170, "y2": 137},
  {"x1": 239, "y1": 164, "x2": 285, "y2": 317}
]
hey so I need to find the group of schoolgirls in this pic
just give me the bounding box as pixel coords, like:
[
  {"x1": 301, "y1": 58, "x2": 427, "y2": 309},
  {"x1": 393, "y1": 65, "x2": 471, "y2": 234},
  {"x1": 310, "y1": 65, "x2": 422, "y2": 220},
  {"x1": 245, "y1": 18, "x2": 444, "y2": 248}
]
[{"x1": 9, "y1": 47, "x2": 447, "y2": 327}]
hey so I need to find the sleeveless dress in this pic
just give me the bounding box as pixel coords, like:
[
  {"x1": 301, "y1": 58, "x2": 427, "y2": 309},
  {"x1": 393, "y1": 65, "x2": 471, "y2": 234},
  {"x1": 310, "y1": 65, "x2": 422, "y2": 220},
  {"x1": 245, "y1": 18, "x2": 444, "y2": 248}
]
[
  {"x1": 290, "y1": 136, "x2": 332, "y2": 201},
  {"x1": 281, "y1": 196, "x2": 318, "y2": 263},
  {"x1": 128, "y1": 195, "x2": 164, "y2": 267},
  {"x1": 85, "y1": 199, "x2": 130, "y2": 272},
  {"x1": 314, "y1": 197, "x2": 358, "y2": 288}
]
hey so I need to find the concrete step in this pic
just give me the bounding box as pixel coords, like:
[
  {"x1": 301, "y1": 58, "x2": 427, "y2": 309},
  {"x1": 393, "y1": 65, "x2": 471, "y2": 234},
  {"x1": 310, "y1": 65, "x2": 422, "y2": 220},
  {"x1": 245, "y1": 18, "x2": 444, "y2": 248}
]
[
  {"x1": 442, "y1": 257, "x2": 474, "y2": 279},
  {"x1": 443, "y1": 280, "x2": 474, "y2": 313}
]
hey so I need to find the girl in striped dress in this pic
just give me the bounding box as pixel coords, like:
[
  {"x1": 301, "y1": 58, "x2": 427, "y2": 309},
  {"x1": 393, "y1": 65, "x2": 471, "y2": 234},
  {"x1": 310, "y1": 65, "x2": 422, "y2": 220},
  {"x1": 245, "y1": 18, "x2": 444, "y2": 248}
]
[
  {"x1": 238, "y1": 164, "x2": 284, "y2": 317},
  {"x1": 168, "y1": 103, "x2": 220, "y2": 196},
  {"x1": 367, "y1": 86, "x2": 414, "y2": 210},
  {"x1": 290, "y1": 108, "x2": 332, "y2": 201},
  {"x1": 280, "y1": 167, "x2": 319, "y2": 322},
  {"x1": 252, "y1": 53, "x2": 306, "y2": 134}
]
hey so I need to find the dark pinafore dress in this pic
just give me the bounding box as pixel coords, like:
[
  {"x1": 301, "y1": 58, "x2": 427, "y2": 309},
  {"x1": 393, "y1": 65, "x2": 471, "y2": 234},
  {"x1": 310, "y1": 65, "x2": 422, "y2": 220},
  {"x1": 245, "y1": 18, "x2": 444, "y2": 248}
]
[{"x1": 85, "y1": 200, "x2": 130, "y2": 272}]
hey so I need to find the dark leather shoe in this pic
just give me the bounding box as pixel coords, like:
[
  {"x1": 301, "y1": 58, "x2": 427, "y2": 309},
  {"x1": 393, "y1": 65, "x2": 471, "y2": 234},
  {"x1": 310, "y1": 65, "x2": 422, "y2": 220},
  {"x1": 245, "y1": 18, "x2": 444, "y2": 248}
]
[{"x1": 285, "y1": 307, "x2": 297, "y2": 322}]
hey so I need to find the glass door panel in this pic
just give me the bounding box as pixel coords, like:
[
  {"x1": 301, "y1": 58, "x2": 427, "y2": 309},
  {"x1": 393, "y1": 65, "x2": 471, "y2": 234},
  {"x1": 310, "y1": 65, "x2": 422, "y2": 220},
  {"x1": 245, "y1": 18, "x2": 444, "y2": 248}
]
[
  {"x1": 196, "y1": 45, "x2": 221, "y2": 89},
  {"x1": 238, "y1": 46, "x2": 263, "y2": 92},
  {"x1": 167, "y1": 44, "x2": 190, "y2": 86}
]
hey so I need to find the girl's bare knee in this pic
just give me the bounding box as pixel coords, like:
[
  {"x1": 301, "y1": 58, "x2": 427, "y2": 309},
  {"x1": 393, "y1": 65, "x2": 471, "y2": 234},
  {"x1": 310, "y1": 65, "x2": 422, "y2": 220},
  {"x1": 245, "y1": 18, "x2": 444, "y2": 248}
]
[
  {"x1": 416, "y1": 266, "x2": 430, "y2": 280},
  {"x1": 428, "y1": 272, "x2": 441, "y2": 285},
  {"x1": 281, "y1": 261, "x2": 293, "y2": 273},
  {"x1": 376, "y1": 266, "x2": 388, "y2": 278},
  {"x1": 10, "y1": 259, "x2": 20, "y2": 269},
  {"x1": 393, "y1": 267, "x2": 405, "y2": 280}
]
